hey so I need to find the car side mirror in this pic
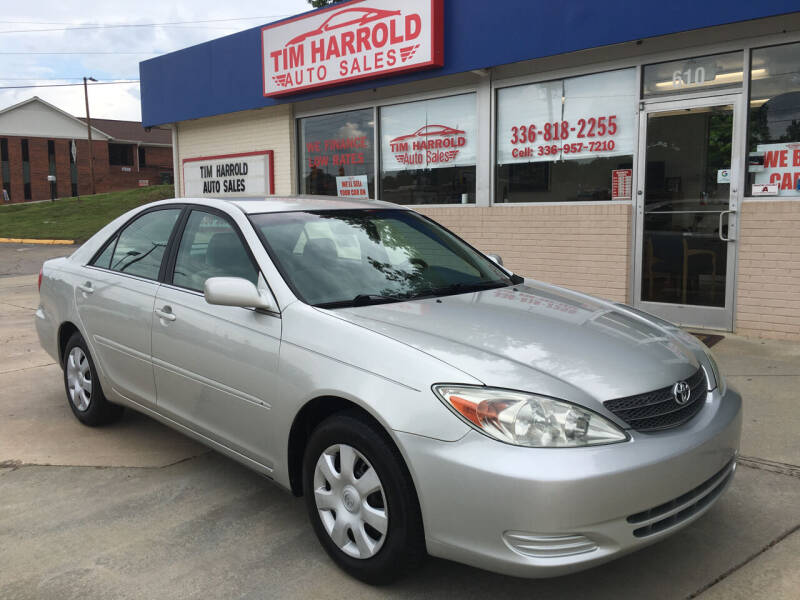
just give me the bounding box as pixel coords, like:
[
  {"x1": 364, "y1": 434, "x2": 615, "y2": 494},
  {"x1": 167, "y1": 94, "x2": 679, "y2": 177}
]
[
  {"x1": 486, "y1": 253, "x2": 504, "y2": 266},
  {"x1": 204, "y1": 277, "x2": 276, "y2": 312}
]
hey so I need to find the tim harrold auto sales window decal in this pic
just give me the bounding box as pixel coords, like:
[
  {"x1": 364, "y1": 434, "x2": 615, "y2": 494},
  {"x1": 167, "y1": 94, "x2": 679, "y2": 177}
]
[
  {"x1": 381, "y1": 94, "x2": 477, "y2": 171},
  {"x1": 262, "y1": 0, "x2": 443, "y2": 96}
]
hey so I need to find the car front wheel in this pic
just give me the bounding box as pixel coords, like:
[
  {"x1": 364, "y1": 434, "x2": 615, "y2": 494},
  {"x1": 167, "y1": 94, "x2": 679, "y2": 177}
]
[{"x1": 302, "y1": 412, "x2": 426, "y2": 584}]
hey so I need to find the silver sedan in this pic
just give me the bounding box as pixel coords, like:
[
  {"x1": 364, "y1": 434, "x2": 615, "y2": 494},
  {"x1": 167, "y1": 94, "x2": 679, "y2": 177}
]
[{"x1": 35, "y1": 196, "x2": 741, "y2": 584}]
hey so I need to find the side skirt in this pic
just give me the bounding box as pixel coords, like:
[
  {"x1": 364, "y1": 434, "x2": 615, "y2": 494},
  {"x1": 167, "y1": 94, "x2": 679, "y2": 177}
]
[{"x1": 111, "y1": 387, "x2": 280, "y2": 482}]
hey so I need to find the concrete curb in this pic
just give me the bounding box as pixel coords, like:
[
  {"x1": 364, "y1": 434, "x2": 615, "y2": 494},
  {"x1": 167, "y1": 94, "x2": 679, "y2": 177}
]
[{"x1": 0, "y1": 238, "x2": 74, "y2": 245}]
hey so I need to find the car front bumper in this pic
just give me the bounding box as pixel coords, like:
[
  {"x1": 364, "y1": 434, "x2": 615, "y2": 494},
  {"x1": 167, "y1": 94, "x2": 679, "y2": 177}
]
[{"x1": 396, "y1": 385, "x2": 742, "y2": 578}]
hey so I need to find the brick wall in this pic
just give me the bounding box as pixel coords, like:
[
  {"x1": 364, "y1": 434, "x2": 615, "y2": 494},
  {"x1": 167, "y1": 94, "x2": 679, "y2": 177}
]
[
  {"x1": 736, "y1": 200, "x2": 800, "y2": 340},
  {"x1": 0, "y1": 136, "x2": 173, "y2": 202},
  {"x1": 415, "y1": 203, "x2": 632, "y2": 302},
  {"x1": 4, "y1": 135, "x2": 24, "y2": 201},
  {"x1": 143, "y1": 146, "x2": 173, "y2": 169},
  {"x1": 175, "y1": 104, "x2": 294, "y2": 195},
  {"x1": 28, "y1": 138, "x2": 50, "y2": 200},
  {"x1": 53, "y1": 139, "x2": 72, "y2": 198}
]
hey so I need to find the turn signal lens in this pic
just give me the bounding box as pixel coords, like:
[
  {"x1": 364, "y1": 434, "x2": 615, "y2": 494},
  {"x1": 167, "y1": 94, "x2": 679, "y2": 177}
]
[{"x1": 434, "y1": 385, "x2": 628, "y2": 448}]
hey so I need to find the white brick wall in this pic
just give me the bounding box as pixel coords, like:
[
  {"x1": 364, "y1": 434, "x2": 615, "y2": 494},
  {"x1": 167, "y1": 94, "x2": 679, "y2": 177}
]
[
  {"x1": 736, "y1": 200, "x2": 800, "y2": 340},
  {"x1": 175, "y1": 105, "x2": 295, "y2": 196},
  {"x1": 415, "y1": 204, "x2": 632, "y2": 302}
]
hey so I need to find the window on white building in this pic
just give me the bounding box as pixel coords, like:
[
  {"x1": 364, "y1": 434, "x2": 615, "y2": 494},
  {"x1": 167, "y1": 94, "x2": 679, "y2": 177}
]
[
  {"x1": 298, "y1": 108, "x2": 375, "y2": 198},
  {"x1": 380, "y1": 93, "x2": 477, "y2": 205},
  {"x1": 748, "y1": 42, "x2": 800, "y2": 197},
  {"x1": 495, "y1": 68, "x2": 637, "y2": 203}
]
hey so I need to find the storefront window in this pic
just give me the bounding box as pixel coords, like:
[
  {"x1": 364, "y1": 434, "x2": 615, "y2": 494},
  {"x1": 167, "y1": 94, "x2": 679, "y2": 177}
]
[
  {"x1": 496, "y1": 69, "x2": 636, "y2": 203},
  {"x1": 298, "y1": 108, "x2": 375, "y2": 198},
  {"x1": 748, "y1": 42, "x2": 800, "y2": 197},
  {"x1": 380, "y1": 94, "x2": 477, "y2": 205},
  {"x1": 642, "y1": 51, "x2": 743, "y2": 97}
]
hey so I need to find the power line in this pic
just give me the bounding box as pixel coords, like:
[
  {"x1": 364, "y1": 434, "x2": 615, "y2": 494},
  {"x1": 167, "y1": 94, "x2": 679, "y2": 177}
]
[
  {"x1": 0, "y1": 15, "x2": 292, "y2": 34},
  {"x1": 2, "y1": 15, "x2": 290, "y2": 25},
  {"x1": 0, "y1": 80, "x2": 139, "y2": 90},
  {"x1": 0, "y1": 51, "x2": 161, "y2": 55},
  {"x1": 3, "y1": 25, "x2": 261, "y2": 33},
  {"x1": 0, "y1": 77, "x2": 139, "y2": 81}
]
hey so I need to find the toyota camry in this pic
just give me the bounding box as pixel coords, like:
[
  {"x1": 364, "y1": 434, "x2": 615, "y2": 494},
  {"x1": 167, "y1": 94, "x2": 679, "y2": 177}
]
[{"x1": 35, "y1": 196, "x2": 741, "y2": 584}]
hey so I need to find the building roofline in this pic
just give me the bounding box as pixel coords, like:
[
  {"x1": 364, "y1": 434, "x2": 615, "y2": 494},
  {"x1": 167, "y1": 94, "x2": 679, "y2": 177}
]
[{"x1": 0, "y1": 96, "x2": 111, "y2": 140}]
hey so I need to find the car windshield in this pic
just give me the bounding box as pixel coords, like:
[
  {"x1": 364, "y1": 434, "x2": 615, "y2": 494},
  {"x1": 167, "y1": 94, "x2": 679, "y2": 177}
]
[{"x1": 250, "y1": 209, "x2": 516, "y2": 308}]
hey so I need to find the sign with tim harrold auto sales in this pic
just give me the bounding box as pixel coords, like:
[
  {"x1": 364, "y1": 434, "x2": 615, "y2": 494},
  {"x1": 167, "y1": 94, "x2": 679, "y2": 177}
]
[
  {"x1": 262, "y1": 0, "x2": 443, "y2": 96},
  {"x1": 183, "y1": 151, "x2": 274, "y2": 197}
]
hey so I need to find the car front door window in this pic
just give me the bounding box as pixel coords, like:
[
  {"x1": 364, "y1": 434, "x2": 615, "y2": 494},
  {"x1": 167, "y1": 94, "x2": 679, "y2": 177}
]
[{"x1": 172, "y1": 210, "x2": 258, "y2": 292}]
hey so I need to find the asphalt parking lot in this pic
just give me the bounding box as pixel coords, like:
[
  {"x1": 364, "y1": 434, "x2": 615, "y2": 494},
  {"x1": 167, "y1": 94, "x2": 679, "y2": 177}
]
[{"x1": 1, "y1": 243, "x2": 799, "y2": 599}]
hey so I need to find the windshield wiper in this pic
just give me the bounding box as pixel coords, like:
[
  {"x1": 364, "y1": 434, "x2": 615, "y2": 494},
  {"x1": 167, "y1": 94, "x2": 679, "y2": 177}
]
[
  {"x1": 315, "y1": 294, "x2": 405, "y2": 309},
  {"x1": 408, "y1": 280, "x2": 510, "y2": 300},
  {"x1": 351, "y1": 294, "x2": 404, "y2": 306}
]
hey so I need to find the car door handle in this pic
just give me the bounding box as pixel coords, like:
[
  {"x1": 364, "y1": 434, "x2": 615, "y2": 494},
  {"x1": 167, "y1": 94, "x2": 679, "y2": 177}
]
[
  {"x1": 77, "y1": 282, "x2": 94, "y2": 294},
  {"x1": 154, "y1": 306, "x2": 176, "y2": 321}
]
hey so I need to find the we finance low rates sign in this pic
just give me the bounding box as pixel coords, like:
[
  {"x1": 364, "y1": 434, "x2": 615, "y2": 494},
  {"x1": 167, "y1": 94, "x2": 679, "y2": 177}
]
[
  {"x1": 262, "y1": 0, "x2": 443, "y2": 96},
  {"x1": 183, "y1": 151, "x2": 274, "y2": 197}
]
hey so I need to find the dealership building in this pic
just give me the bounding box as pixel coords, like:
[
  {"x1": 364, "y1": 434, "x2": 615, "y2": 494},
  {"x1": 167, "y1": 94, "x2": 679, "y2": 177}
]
[{"x1": 140, "y1": 0, "x2": 800, "y2": 340}]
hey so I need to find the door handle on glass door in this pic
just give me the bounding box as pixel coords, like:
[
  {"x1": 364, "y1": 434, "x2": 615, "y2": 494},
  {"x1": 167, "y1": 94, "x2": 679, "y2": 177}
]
[
  {"x1": 719, "y1": 210, "x2": 736, "y2": 242},
  {"x1": 77, "y1": 282, "x2": 93, "y2": 294},
  {"x1": 155, "y1": 306, "x2": 176, "y2": 321}
]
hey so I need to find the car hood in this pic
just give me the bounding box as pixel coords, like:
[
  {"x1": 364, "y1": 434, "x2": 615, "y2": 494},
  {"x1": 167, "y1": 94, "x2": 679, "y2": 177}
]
[{"x1": 332, "y1": 281, "x2": 700, "y2": 403}]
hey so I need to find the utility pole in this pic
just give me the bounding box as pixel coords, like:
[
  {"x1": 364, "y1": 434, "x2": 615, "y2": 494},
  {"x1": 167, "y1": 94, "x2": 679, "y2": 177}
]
[{"x1": 83, "y1": 76, "x2": 97, "y2": 195}]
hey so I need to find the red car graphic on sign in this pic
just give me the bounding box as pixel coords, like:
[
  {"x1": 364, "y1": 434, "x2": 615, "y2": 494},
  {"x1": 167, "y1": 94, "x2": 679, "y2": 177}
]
[
  {"x1": 390, "y1": 124, "x2": 467, "y2": 165},
  {"x1": 390, "y1": 124, "x2": 466, "y2": 143},
  {"x1": 286, "y1": 7, "x2": 402, "y2": 46}
]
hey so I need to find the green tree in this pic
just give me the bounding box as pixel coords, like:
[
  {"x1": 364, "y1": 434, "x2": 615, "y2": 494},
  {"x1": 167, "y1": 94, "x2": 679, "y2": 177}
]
[{"x1": 308, "y1": 0, "x2": 345, "y2": 7}]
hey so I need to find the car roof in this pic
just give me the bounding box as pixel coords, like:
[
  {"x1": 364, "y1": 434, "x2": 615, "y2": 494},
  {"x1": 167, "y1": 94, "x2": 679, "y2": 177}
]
[{"x1": 183, "y1": 195, "x2": 409, "y2": 215}]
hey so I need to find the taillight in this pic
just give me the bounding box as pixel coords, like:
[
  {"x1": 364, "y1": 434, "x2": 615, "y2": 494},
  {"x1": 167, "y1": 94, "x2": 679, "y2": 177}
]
[{"x1": 38, "y1": 267, "x2": 43, "y2": 292}]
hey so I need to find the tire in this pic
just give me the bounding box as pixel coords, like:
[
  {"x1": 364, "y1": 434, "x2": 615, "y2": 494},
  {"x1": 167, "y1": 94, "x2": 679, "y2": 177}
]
[
  {"x1": 302, "y1": 411, "x2": 426, "y2": 584},
  {"x1": 62, "y1": 331, "x2": 124, "y2": 426}
]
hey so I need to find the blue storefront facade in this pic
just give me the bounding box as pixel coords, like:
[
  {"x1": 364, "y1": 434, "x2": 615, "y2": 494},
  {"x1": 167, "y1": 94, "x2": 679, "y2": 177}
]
[{"x1": 140, "y1": 1, "x2": 800, "y2": 339}]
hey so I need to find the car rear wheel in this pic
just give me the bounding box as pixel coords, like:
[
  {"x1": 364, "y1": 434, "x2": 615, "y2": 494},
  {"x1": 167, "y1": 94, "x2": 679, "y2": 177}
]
[
  {"x1": 63, "y1": 332, "x2": 123, "y2": 426},
  {"x1": 302, "y1": 412, "x2": 426, "y2": 584}
]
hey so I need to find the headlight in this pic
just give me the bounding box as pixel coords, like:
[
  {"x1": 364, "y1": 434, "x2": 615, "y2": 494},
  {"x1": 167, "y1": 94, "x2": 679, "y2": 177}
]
[{"x1": 433, "y1": 385, "x2": 628, "y2": 447}]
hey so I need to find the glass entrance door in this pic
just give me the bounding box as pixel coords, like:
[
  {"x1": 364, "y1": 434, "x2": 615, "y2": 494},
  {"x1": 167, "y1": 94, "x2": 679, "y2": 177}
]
[{"x1": 634, "y1": 95, "x2": 741, "y2": 330}]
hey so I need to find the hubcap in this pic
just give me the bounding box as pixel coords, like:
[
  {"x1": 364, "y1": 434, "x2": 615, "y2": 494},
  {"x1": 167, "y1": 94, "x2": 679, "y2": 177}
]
[
  {"x1": 342, "y1": 485, "x2": 361, "y2": 513},
  {"x1": 313, "y1": 444, "x2": 388, "y2": 559},
  {"x1": 66, "y1": 347, "x2": 92, "y2": 412}
]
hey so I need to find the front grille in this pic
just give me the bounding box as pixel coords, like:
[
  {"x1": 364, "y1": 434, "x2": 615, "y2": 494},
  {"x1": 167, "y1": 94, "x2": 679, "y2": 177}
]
[
  {"x1": 604, "y1": 368, "x2": 707, "y2": 431},
  {"x1": 628, "y1": 459, "x2": 735, "y2": 538}
]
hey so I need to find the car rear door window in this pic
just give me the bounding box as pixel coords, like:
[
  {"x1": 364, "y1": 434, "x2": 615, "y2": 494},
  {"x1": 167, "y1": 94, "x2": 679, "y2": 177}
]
[
  {"x1": 172, "y1": 210, "x2": 258, "y2": 292},
  {"x1": 91, "y1": 237, "x2": 116, "y2": 269},
  {"x1": 109, "y1": 209, "x2": 181, "y2": 280}
]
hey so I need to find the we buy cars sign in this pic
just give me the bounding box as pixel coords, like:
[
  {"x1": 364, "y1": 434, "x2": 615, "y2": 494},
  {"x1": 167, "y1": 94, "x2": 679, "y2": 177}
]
[{"x1": 262, "y1": 0, "x2": 443, "y2": 96}]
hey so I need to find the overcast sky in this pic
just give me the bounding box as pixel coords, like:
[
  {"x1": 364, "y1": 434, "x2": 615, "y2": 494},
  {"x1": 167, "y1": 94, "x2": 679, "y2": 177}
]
[{"x1": 1, "y1": 0, "x2": 312, "y2": 121}]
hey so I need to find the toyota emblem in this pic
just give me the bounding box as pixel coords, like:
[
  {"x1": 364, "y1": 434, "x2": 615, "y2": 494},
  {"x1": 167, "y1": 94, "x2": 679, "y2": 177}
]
[{"x1": 672, "y1": 381, "x2": 691, "y2": 405}]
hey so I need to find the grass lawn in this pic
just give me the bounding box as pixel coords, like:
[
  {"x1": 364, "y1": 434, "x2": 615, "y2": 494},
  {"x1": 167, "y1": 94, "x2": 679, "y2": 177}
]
[{"x1": 0, "y1": 185, "x2": 175, "y2": 242}]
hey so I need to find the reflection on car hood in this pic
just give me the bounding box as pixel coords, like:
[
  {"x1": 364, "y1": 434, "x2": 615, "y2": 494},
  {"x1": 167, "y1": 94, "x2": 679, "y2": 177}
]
[{"x1": 333, "y1": 281, "x2": 700, "y2": 402}]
